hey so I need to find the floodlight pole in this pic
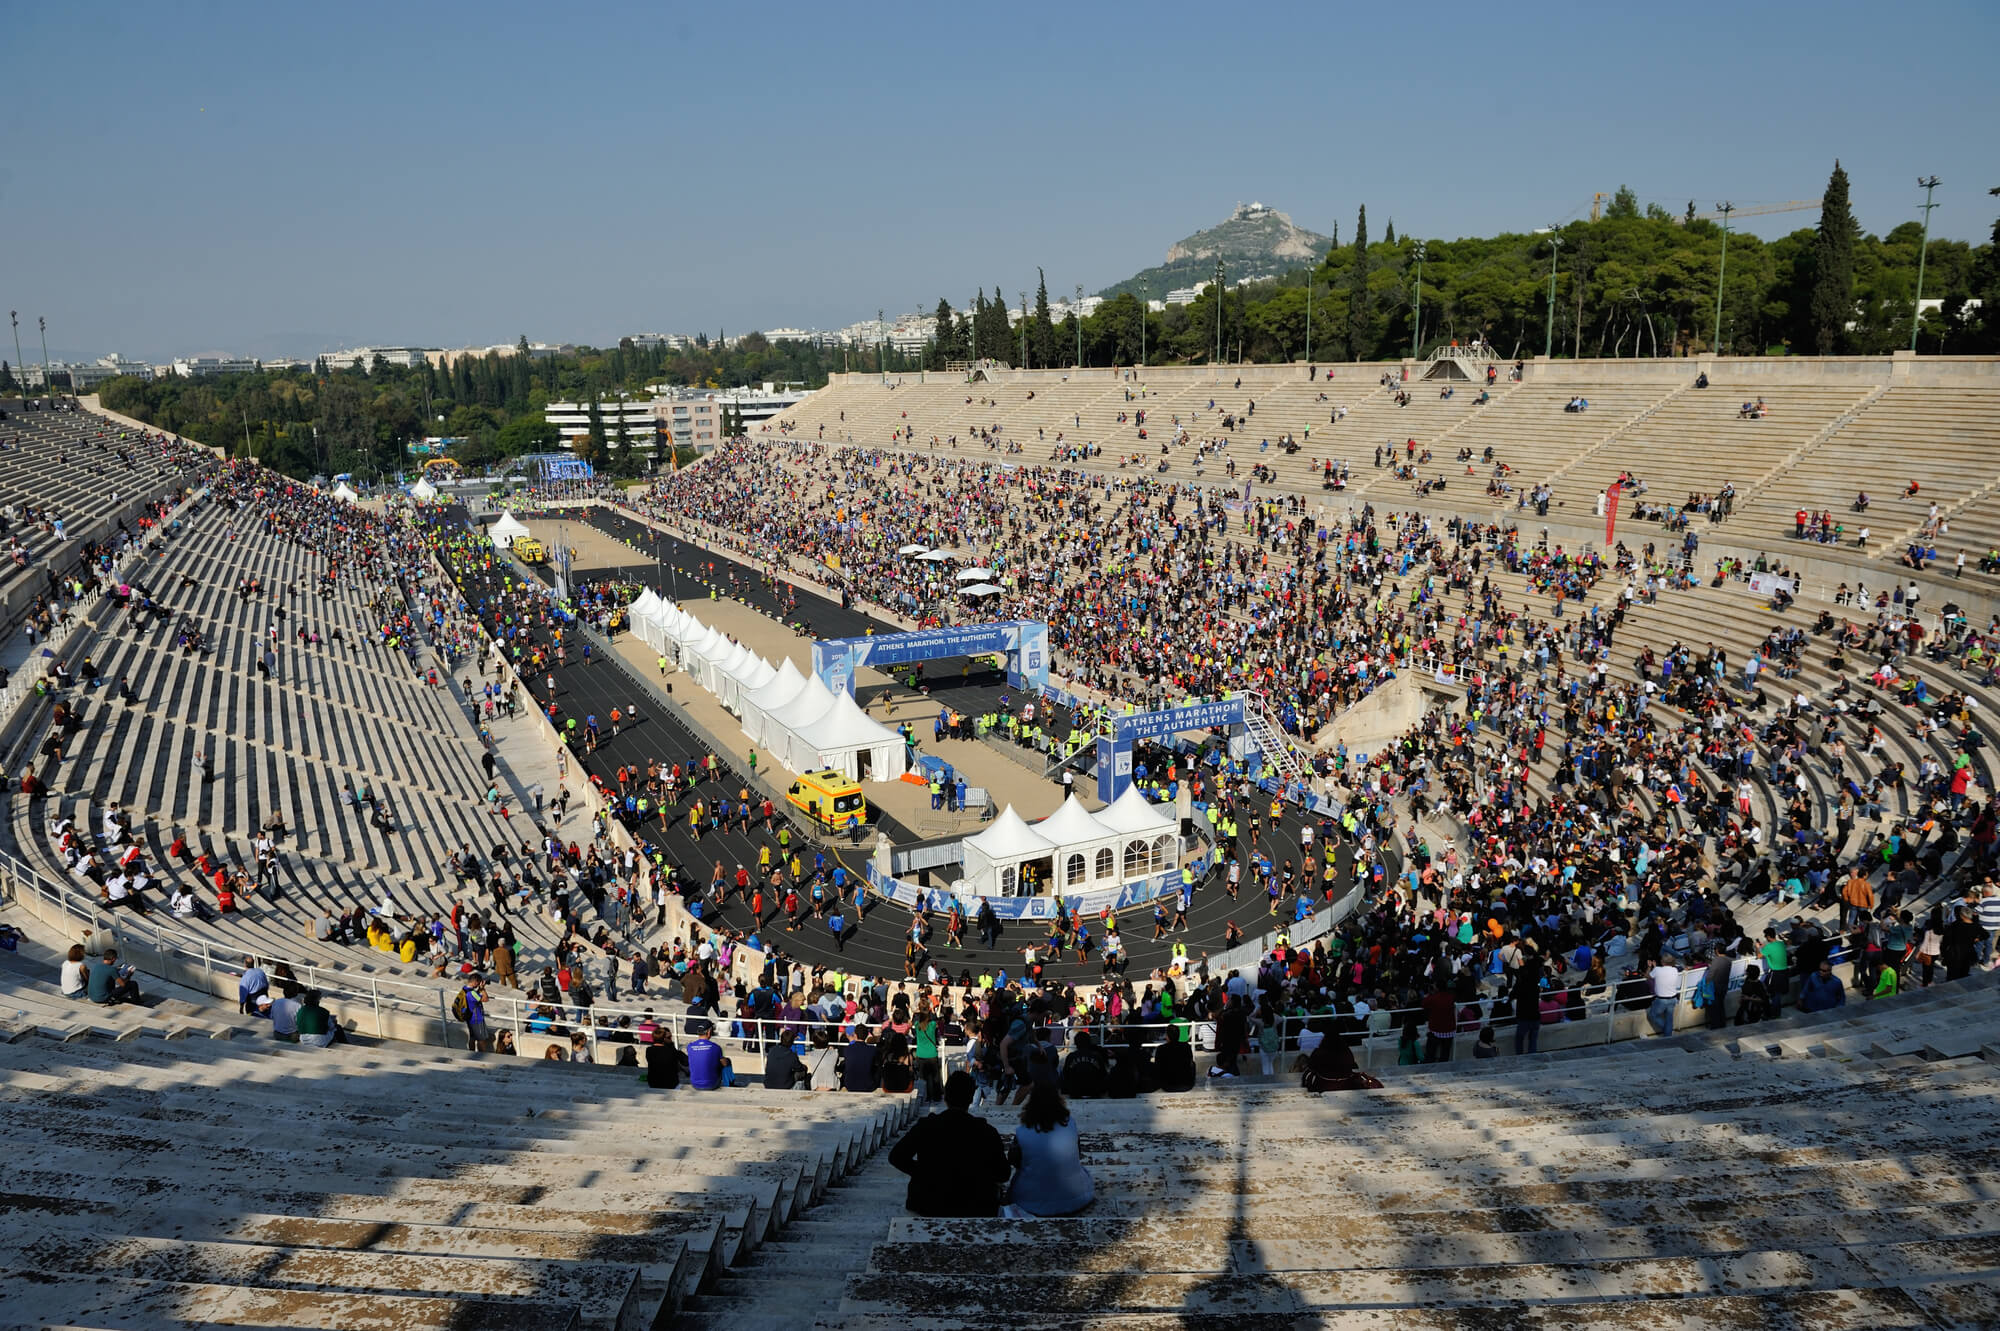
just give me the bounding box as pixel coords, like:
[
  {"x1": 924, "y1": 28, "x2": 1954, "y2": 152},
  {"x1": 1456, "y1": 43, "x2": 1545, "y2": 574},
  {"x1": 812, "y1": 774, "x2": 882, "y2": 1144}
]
[
  {"x1": 1543, "y1": 233, "x2": 1563, "y2": 360},
  {"x1": 1411, "y1": 241, "x2": 1427, "y2": 360},
  {"x1": 1911, "y1": 176, "x2": 1941, "y2": 352},
  {"x1": 1711, "y1": 202, "x2": 1735, "y2": 352}
]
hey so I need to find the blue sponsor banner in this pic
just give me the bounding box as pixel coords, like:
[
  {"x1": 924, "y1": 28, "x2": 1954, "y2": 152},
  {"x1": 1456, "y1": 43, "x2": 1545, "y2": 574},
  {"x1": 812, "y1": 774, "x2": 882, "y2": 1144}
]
[
  {"x1": 813, "y1": 620, "x2": 1049, "y2": 696},
  {"x1": 1110, "y1": 696, "x2": 1246, "y2": 744}
]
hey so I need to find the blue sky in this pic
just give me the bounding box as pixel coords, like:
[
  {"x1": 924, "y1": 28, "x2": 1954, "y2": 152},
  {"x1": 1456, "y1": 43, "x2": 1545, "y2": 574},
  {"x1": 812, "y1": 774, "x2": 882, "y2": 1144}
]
[{"x1": 10, "y1": 0, "x2": 1996, "y2": 362}]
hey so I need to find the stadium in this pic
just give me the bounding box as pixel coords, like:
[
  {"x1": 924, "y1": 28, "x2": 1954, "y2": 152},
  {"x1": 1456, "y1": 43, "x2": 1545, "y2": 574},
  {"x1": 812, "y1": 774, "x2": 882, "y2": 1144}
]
[{"x1": 7, "y1": 8, "x2": 2000, "y2": 1329}]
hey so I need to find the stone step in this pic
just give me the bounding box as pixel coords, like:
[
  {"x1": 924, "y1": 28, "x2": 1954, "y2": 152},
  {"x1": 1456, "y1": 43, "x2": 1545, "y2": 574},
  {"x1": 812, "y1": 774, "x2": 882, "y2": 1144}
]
[
  {"x1": 13, "y1": 1232, "x2": 639, "y2": 1331},
  {"x1": 833, "y1": 1235, "x2": 2000, "y2": 1315},
  {"x1": 0, "y1": 1268, "x2": 582, "y2": 1331}
]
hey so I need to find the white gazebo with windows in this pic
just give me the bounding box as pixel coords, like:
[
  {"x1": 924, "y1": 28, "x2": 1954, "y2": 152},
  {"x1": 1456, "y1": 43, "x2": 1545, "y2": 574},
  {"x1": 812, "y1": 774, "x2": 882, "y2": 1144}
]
[
  {"x1": 959, "y1": 805, "x2": 1056, "y2": 897},
  {"x1": 1093, "y1": 785, "x2": 1181, "y2": 883},
  {"x1": 1031, "y1": 794, "x2": 1123, "y2": 895}
]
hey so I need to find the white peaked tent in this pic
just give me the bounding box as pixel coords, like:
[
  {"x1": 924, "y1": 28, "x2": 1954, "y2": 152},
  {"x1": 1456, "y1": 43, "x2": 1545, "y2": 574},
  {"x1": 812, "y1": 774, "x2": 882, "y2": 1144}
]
[
  {"x1": 663, "y1": 606, "x2": 702, "y2": 646},
  {"x1": 628, "y1": 589, "x2": 665, "y2": 649},
  {"x1": 739, "y1": 658, "x2": 806, "y2": 746},
  {"x1": 1031, "y1": 795, "x2": 1123, "y2": 894},
  {"x1": 490, "y1": 512, "x2": 530, "y2": 549},
  {"x1": 331, "y1": 482, "x2": 359, "y2": 503},
  {"x1": 960, "y1": 806, "x2": 1057, "y2": 897},
  {"x1": 763, "y1": 674, "x2": 837, "y2": 770},
  {"x1": 638, "y1": 598, "x2": 678, "y2": 651},
  {"x1": 409, "y1": 478, "x2": 439, "y2": 505},
  {"x1": 684, "y1": 625, "x2": 731, "y2": 672},
  {"x1": 716, "y1": 652, "x2": 776, "y2": 713},
  {"x1": 1095, "y1": 785, "x2": 1181, "y2": 883},
  {"x1": 787, "y1": 690, "x2": 904, "y2": 783},
  {"x1": 700, "y1": 639, "x2": 750, "y2": 695}
]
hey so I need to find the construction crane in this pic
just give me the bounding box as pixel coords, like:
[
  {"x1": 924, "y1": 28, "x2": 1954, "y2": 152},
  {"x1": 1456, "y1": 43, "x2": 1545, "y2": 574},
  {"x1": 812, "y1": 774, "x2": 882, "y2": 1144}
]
[{"x1": 1687, "y1": 199, "x2": 1822, "y2": 223}]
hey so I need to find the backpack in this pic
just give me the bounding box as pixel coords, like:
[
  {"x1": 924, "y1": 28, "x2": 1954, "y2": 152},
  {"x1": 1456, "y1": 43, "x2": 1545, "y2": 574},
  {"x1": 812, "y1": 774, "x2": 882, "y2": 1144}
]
[{"x1": 451, "y1": 990, "x2": 470, "y2": 1021}]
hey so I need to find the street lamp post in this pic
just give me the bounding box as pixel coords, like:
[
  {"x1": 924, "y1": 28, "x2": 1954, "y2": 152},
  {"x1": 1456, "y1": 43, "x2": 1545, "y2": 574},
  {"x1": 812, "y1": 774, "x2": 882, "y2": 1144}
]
[
  {"x1": 1911, "y1": 176, "x2": 1942, "y2": 352},
  {"x1": 38, "y1": 317, "x2": 51, "y2": 397},
  {"x1": 1304, "y1": 273, "x2": 1312, "y2": 365},
  {"x1": 1411, "y1": 240, "x2": 1427, "y2": 360},
  {"x1": 878, "y1": 308, "x2": 886, "y2": 382},
  {"x1": 1711, "y1": 201, "x2": 1735, "y2": 353},
  {"x1": 1019, "y1": 291, "x2": 1028, "y2": 369},
  {"x1": 8, "y1": 312, "x2": 21, "y2": 398},
  {"x1": 1543, "y1": 232, "x2": 1563, "y2": 360}
]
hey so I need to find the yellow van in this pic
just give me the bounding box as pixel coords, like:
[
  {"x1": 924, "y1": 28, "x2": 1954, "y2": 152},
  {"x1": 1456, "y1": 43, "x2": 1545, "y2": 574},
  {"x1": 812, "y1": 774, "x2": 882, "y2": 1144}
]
[
  {"x1": 786, "y1": 769, "x2": 867, "y2": 830},
  {"x1": 513, "y1": 537, "x2": 546, "y2": 564}
]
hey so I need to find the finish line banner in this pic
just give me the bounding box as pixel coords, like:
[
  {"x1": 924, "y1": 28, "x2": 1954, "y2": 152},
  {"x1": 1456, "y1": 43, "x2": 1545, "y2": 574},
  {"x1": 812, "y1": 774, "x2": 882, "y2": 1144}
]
[{"x1": 813, "y1": 620, "x2": 1048, "y2": 696}]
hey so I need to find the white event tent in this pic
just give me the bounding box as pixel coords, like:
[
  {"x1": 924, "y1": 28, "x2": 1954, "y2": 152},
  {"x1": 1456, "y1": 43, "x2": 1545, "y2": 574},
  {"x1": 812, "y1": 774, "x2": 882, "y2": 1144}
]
[
  {"x1": 715, "y1": 652, "x2": 776, "y2": 713},
  {"x1": 1031, "y1": 795, "x2": 1124, "y2": 895},
  {"x1": 1094, "y1": 785, "x2": 1182, "y2": 882},
  {"x1": 786, "y1": 690, "x2": 904, "y2": 782},
  {"x1": 958, "y1": 806, "x2": 1056, "y2": 897},
  {"x1": 739, "y1": 659, "x2": 807, "y2": 746},
  {"x1": 762, "y1": 674, "x2": 837, "y2": 768},
  {"x1": 490, "y1": 512, "x2": 529, "y2": 548}
]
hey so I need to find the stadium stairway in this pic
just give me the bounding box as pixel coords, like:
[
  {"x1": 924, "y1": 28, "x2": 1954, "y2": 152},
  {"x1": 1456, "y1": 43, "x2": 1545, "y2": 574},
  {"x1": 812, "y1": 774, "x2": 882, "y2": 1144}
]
[
  {"x1": 790, "y1": 967, "x2": 2000, "y2": 1330},
  {"x1": 0, "y1": 1018, "x2": 921, "y2": 1330}
]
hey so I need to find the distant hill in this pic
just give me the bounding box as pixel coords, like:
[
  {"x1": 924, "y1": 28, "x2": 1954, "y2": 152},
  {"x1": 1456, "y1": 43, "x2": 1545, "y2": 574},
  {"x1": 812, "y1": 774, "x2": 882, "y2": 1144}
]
[{"x1": 1098, "y1": 203, "x2": 1333, "y2": 300}]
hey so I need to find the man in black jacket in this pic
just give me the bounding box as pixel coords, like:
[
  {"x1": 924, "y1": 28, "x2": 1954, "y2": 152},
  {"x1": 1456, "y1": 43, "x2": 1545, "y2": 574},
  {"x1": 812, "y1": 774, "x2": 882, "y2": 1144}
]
[{"x1": 888, "y1": 1071, "x2": 1009, "y2": 1217}]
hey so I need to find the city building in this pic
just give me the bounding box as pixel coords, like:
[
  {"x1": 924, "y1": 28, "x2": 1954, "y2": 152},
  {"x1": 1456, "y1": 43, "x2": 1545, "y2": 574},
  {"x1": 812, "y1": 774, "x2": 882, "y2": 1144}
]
[
  {"x1": 171, "y1": 356, "x2": 260, "y2": 377},
  {"x1": 652, "y1": 389, "x2": 720, "y2": 449},
  {"x1": 714, "y1": 383, "x2": 811, "y2": 429},
  {"x1": 319, "y1": 346, "x2": 439, "y2": 372},
  {"x1": 542, "y1": 396, "x2": 663, "y2": 456}
]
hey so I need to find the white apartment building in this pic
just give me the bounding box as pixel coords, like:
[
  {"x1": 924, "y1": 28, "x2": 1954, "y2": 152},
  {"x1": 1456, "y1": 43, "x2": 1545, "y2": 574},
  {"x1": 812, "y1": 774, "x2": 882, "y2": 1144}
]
[
  {"x1": 542, "y1": 397, "x2": 663, "y2": 455},
  {"x1": 319, "y1": 346, "x2": 438, "y2": 372},
  {"x1": 171, "y1": 356, "x2": 259, "y2": 376}
]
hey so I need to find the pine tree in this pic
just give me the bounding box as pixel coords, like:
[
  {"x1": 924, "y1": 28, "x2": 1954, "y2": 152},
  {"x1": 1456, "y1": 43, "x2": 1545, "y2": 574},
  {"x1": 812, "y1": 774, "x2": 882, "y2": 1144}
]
[
  {"x1": 1384, "y1": 220, "x2": 1396, "y2": 245},
  {"x1": 1348, "y1": 205, "x2": 1372, "y2": 361},
  {"x1": 1807, "y1": 160, "x2": 1859, "y2": 355}
]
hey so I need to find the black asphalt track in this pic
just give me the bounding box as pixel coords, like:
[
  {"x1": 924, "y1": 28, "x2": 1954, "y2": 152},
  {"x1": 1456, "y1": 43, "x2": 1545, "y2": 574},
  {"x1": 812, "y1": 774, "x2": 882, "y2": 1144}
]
[{"x1": 448, "y1": 505, "x2": 1358, "y2": 986}]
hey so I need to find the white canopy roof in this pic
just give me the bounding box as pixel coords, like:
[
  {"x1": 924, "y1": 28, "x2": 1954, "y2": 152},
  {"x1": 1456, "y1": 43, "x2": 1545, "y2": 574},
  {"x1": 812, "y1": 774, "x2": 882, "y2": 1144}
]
[
  {"x1": 741, "y1": 657, "x2": 805, "y2": 713},
  {"x1": 954, "y1": 567, "x2": 996, "y2": 581},
  {"x1": 331, "y1": 482, "x2": 358, "y2": 503},
  {"x1": 898, "y1": 544, "x2": 928, "y2": 556},
  {"x1": 765, "y1": 672, "x2": 837, "y2": 737},
  {"x1": 920, "y1": 548, "x2": 956, "y2": 562},
  {"x1": 410, "y1": 479, "x2": 439, "y2": 503},
  {"x1": 1096, "y1": 785, "x2": 1178, "y2": 835},
  {"x1": 793, "y1": 689, "x2": 899, "y2": 753},
  {"x1": 963, "y1": 805, "x2": 1056, "y2": 860},
  {"x1": 723, "y1": 652, "x2": 776, "y2": 692},
  {"x1": 686, "y1": 625, "x2": 731, "y2": 662},
  {"x1": 957, "y1": 583, "x2": 1003, "y2": 598},
  {"x1": 630, "y1": 587, "x2": 663, "y2": 619},
  {"x1": 1031, "y1": 794, "x2": 1118, "y2": 849},
  {"x1": 490, "y1": 512, "x2": 529, "y2": 542},
  {"x1": 709, "y1": 640, "x2": 751, "y2": 678}
]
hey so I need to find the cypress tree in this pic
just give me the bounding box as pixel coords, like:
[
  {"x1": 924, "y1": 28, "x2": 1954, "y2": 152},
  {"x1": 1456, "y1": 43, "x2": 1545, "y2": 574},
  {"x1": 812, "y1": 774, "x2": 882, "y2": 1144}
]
[
  {"x1": 1807, "y1": 160, "x2": 1858, "y2": 355},
  {"x1": 1032, "y1": 270, "x2": 1057, "y2": 368},
  {"x1": 1348, "y1": 205, "x2": 1372, "y2": 361}
]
